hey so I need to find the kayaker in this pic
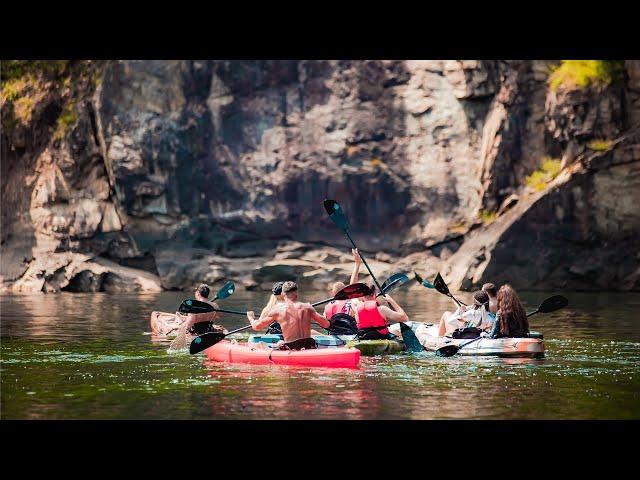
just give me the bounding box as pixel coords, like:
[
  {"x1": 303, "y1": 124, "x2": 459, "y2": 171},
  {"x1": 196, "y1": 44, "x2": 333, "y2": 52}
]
[
  {"x1": 437, "y1": 290, "x2": 494, "y2": 336},
  {"x1": 486, "y1": 284, "x2": 530, "y2": 338},
  {"x1": 181, "y1": 284, "x2": 224, "y2": 335},
  {"x1": 323, "y1": 248, "x2": 362, "y2": 332},
  {"x1": 262, "y1": 281, "x2": 285, "y2": 334},
  {"x1": 482, "y1": 282, "x2": 498, "y2": 313},
  {"x1": 351, "y1": 285, "x2": 408, "y2": 340},
  {"x1": 246, "y1": 281, "x2": 330, "y2": 350}
]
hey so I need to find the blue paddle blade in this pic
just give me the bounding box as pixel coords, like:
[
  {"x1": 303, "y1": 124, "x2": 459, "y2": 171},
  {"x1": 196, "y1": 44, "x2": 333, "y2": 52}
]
[
  {"x1": 382, "y1": 273, "x2": 410, "y2": 293},
  {"x1": 414, "y1": 272, "x2": 434, "y2": 289},
  {"x1": 216, "y1": 281, "x2": 235, "y2": 300},
  {"x1": 324, "y1": 199, "x2": 351, "y2": 232},
  {"x1": 400, "y1": 322, "x2": 424, "y2": 353}
]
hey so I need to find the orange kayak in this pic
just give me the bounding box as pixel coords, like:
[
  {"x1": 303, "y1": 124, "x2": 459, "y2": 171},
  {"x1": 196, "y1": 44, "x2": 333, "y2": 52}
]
[{"x1": 204, "y1": 340, "x2": 361, "y2": 368}]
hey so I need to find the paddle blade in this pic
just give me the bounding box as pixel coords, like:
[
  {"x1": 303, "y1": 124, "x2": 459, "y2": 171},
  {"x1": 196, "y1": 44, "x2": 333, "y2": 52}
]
[
  {"x1": 189, "y1": 332, "x2": 225, "y2": 355},
  {"x1": 214, "y1": 281, "x2": 235, "y2": 301},
  {"x1": 333, "y1": 282, "x2": 371, "y2": 300},
  {"x1": 538, "y1": 295, "x2": 568, "y2": 313},
  {"x1": 179, "y1": 299, "x2": 215, "y2": 314},
  {"x1": 414, "y1": 272, "x2": 434, "y2": 289},
  {"x1": 435, "y1": 344, "x2": 461, "y2": 357},
  {"x1": 323, "y1": 199, "x2": 351, "y2": 232},
  {"x1": 399, "y1": 322, "x2": 424, "y2": 353},
  {"x1": 433, "y1": 273, "x2": 450, "y2": 296},
  {"x1": 382, "y1": 273, "x2": 410, "y2": 293}
]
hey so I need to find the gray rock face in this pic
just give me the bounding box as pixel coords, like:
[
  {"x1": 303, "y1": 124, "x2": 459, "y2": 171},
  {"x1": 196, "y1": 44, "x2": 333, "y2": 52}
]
[{"x1": 2, "y1": 60, "x2": 639, "y2": 293}]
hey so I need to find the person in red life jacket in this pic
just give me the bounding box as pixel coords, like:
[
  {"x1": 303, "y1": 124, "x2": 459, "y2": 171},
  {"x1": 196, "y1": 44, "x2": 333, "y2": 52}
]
[
  {"x1": 323, "y1": 248, "x2": 362, "y2": 321},
  {"x1": 352, "y1": 284, "x2": 409, "y2": 340}
]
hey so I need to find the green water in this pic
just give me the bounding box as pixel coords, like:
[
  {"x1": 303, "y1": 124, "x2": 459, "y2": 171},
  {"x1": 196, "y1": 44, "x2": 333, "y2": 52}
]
[{"x1": 1, "y1": 290, "x2": 639, "y2": 419}]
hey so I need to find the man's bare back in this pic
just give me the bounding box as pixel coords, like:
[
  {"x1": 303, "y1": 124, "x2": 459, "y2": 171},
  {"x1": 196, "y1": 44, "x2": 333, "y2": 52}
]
[{"x1": 248, "y1": 282, "x2": 329, "y2": 343}]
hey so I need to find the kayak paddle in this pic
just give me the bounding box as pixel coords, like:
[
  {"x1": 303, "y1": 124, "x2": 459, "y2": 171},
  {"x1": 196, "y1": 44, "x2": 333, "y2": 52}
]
[
  {"x1": 324, "y1": 199, "x2": 384, "y2": 294},
  {"x1": 212, "y1": 281, "x2": 235, "y2": 301},
  {"x1": 324, "y1": 199, "x2": 421, "y2": 352},
  {"x1": 178, "y1": 299, "x2": 251, "y2": 317},
  {"x1": 435, "y1": 295, "x2": 569, "y2": 357},
  {"x1": 433, "y1": 272, "x2": 467, "y2": 307},
  {"x1": 414, "y1": 271, "x2": 434, "y2": 289},
  {"x1": 189, "y1": 282, "x2": 376, "y2": 355},
  {"x1": 381, "y1": 273, "x2": 411, "y2": 293}
]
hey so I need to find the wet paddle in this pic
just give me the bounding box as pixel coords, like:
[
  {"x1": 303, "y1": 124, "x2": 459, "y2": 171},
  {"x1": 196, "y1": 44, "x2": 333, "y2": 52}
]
[
  {"x1": 324, "y1": 199, "x2": 384, "y2": 294},
  {"x1": 435, "y1": 295, "x2": 569, "y2": 357},
  {"x1": 212, "y1": 281, "x2": 235, "y2": 302},
  {"x1": 433, "y1": 272, "x2": 467, "y2": 307},
  {"x1": 414, "y1": 271, "x2": 435, "y2": 289},
  {"x1": 189, "y1": 282, "x2": 374, "y2": 354},
  {"x1": 178, "y1": 299, "x2": 250, "y2": 317},
  {"x1": 324, "y1": 199, "x2": 421, "y2": 352}
]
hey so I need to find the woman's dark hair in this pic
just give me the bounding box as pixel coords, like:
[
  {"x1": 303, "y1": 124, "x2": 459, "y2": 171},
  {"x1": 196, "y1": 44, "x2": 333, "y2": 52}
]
[
  {"x1": 272, "y1": 281, "x2": 284, "y2": 295},
  {"x1": 197, "y1": 284, "x2": 210, "y2": 298},
  {"x1": 482, "y1": 283, "x2": 497, "y2": 297},
  {"x1": 472, "y1": 290, "x2": 490, "y2": 310},
  {"x1": 497, "y1": 284, "x2": 529, "y2": 336}
]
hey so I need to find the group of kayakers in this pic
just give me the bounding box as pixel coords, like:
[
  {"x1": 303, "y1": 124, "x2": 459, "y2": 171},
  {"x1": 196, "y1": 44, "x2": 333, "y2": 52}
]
[{"x1": 170, "y1": 248, "x2": 531, "y2": 350}]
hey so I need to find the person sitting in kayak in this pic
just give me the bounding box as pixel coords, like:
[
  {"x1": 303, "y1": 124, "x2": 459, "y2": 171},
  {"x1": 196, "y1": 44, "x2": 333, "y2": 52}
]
[
  {"x1": 486, "y1": 284, "x2": 529, "y2": 338},
  {"x1": 247, "y1": 281, "x2": 330, "y2": 350},
  {"x1": 181, "y1": 284, "x2": 225, "y2": 336},
  {"x1": 482, "y1": 282, "x2": 498, "y2": 314},
  {"x1": 323, "y1": 248, "x2": 362, "y2": 334},
  {"x1": 262, "y1": 281, "x2": 285, "y2": 334},
  {"x1": 437, "y1": 290, "x2": 494, "y2": 337},
  {"x1": 351, "y1": 285, "x2": 408, "y2": 340}
]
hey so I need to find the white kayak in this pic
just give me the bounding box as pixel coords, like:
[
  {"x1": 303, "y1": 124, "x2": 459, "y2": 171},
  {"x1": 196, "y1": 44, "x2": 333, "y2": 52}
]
[{"x1": 388, "y1": 321, "x2": 545, "y2": 358}]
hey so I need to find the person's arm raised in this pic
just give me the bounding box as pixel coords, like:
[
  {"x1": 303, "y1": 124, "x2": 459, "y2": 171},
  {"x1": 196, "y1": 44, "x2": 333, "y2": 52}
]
[{"x1": 349, "y1": 248, "x2": 362, "y2": 285}]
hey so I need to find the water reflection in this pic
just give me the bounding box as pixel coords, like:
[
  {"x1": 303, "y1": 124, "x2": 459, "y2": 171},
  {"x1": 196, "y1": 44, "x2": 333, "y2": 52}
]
[{"x1": 2, "y1": 291, "x2": 640, "y2": 419}]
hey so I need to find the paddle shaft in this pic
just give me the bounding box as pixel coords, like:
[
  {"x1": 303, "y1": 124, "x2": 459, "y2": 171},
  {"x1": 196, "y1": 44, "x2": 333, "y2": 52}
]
[
  {"x1": 451, "y1": 308, "x2": 542, "y2": 352},
  {"x1": 343, "y1": 230, "x2": 384, "y2": 295}
]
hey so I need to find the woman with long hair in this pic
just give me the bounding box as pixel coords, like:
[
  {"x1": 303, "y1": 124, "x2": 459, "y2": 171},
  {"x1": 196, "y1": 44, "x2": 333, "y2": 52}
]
[{"x1": 489, "y1": 284, "x2": 529, "y2": 338}]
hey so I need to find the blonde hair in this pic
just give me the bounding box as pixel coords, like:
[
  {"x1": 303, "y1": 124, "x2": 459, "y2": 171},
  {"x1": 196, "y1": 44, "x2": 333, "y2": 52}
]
[
  {"x1": 261, "y1": 294, "x2": 281, "y2": 316},
  {"x1": 330, "y1": 281, "x2": 345, "y2": 296}
]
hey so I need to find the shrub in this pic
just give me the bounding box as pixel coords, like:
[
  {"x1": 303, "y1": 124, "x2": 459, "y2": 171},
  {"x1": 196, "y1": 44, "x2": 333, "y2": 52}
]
[
  {"x1": 479, "y1": 209, "x2": 498, "y2": 224},
  {"x1": 548, "y1": 60, "x2": 624, "y2": 92},
  {"x1": 53, "y1": 102, "x2": 78, "y2": 141},
  {"x1": 525, "y1": 157, "x2": 562, "y2": 191},
  {"x1": 587, "y1": 139, "x2": 613, "y2": 151}
]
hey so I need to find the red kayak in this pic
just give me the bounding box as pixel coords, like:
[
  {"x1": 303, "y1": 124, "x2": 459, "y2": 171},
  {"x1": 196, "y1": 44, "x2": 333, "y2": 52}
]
[{"x1": 204, "y1": 340, "x2": 361, "y2": 369}]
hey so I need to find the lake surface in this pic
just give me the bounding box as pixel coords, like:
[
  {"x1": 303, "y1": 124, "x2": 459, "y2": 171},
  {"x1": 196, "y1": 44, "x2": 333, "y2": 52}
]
[{"x1": 1, "y1": 290, "x2": 639, "y2": 419}]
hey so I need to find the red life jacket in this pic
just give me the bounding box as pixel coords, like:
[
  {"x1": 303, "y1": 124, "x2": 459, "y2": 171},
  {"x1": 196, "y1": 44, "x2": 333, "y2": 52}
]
[
  {"x1": 355, "y1": 300, "x2": 388, "y2": 335},
  {"x1": 324, "y1": 300, "x2": 354, "y2": 319}
]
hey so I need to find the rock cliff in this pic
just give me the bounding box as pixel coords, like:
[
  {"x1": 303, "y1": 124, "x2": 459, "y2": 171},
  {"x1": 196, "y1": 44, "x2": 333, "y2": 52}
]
[{"x1": 2, "y1": 60, "x2": 638, "y2": 293}]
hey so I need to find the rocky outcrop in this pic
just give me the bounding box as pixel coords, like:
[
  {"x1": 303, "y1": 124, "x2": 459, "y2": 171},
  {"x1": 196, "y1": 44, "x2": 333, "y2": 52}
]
[{"x1": 2, "y1": 60, "x2": 638, "y2": 293}]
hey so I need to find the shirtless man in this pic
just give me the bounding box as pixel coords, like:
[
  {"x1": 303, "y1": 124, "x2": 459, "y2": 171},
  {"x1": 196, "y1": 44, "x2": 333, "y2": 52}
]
[{"x1": 246, "y1": 281, "x2": 330, "y2": 350}]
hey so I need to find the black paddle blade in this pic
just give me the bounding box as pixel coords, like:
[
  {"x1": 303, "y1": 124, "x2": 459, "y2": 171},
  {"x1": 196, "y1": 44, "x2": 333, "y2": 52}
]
[
  {"x1": 382, "y1": 273, "x2": 410, "y2": 293},
  {"x1": 215, "y1": 281, "x2": 235, "y2": 300},
  {"x1": 333, "y1": 282, "x2": 371, "y2": 300},
  {"x1": 399, "y1": 322, "x2": 424, "y2": 353},
  {"x1": 190, "y1": 331, "x2": 225, "y2": 355},
  {"x1": 433, "y1": 273, "x2": 450, "y2": 296},
  {"x1": 538, "y1": 295, "x2": 568, "y2": 313},
  {"x1": 179, "y1": 299, "x2": 215, "y2": 314},
  {"x1": 435, "y1": 344, "x2": 461, "y2": 357},
  {"x1": 323, "y1": 199, "x2": 351, "y2": 231}
]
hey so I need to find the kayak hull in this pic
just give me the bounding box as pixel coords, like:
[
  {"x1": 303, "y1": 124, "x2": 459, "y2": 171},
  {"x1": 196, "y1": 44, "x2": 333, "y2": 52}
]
[
  {"x1": 345, "y1": 339, "x2": 405, "y2": 355},
  {"x1": 389, "y1": 322, "x2": 545, "y2": 358},
  {"x1": 205, "y1": 340, "x2": 361, "y2": 368},
  {"x1": 249, "y1": 334, "x2": 405, "y2": 356}
]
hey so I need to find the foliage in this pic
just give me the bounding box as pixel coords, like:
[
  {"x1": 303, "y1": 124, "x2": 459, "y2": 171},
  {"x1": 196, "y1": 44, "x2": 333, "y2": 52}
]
[
  {"x1": 479, "y1": 209, "x2": 498, "y2": 224},
  {"x1": 587, "y1": 139, "x2": 613, "y2": 151},
  {"x1": 548, "y1": 60, "x2": 624, "y2": 92},
  {"x1": 525, "y1": 157, "x2": 562, "y2": 191},
  {"x1": 53, "y1": 102, "x2": 78, "y2": 141}
]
